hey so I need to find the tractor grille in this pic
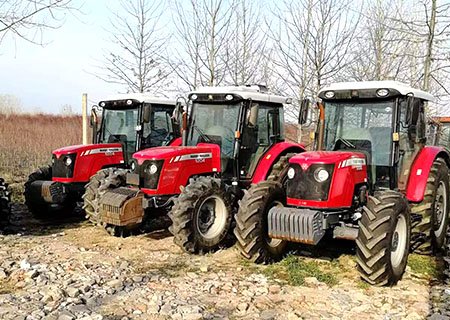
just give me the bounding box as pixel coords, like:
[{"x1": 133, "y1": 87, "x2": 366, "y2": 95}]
[
  {"x1": 52, "y1": 153, "x2": 76, "y2": 178},
  {"x1": 286, "y1": 163, "x2": 334, "y2": 201},
  {"x1": 134, "y1": 160, "x2": 164, "y2": 189}
]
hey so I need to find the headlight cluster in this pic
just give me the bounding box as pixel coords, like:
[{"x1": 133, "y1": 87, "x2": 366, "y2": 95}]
[
  {"x1": 287, "y1": 167, "x2": 295, "y2": 179},
  {"x1": 143, "y1": 163, "x2": 159, "y2": 175},
  {"x1": 64, "y1": 156, "x2": 73, "y2": 167},
  {"x1": 314, "y1": 168, "x2": 329, "y2": 182}
]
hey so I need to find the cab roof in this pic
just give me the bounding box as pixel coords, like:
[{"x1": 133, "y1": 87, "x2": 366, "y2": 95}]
[
  {"x1": 319, "y1": 81, "x2": 434, "y2": 101},
  {"x1": 101, "y1": 93, "x2": 177, "y2": 105},
  {"x1": 189, "y1": 85, "x2": 291, "y2": 104}
]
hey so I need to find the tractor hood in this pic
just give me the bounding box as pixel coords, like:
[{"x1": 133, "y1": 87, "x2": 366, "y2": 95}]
[
  {"x1": 133, "y1": 144, "x2": 221, "y2": 165},
  {"x1": 53, "y1": 143, "x2": 123, "y2": 157},
  {"x1": 290, "y1": 151, "x2": 367, "y2": 166}
]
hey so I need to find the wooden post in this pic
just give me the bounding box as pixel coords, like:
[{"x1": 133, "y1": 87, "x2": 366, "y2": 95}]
[{"x1": 82, "y1": 93, "x2": 88, "y2": 145}]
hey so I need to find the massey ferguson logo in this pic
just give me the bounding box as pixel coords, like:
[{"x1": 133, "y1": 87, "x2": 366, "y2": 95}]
[{"x1": 301, "y1": 163, "x2": 309, "y2": 171}]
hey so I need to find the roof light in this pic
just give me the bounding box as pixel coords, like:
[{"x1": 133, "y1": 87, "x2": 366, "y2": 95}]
[
  {"x1": 126, "y1": 99, "x2": 133, "y2": 105},
  {"x1": 191, "y1": 94, "x2": 198, "y2": 100},
  {"x1": 376, "y1": 88, "x2": 389, "y2": 97},
  {"x1": 324, "y1": 91, "x2": 335, "y2": 99},
  {"x1": 100, "y1": 102, "x2": 106, "y2": 107},
  {"x1": 285, "y1": 98, "x2": 293, "y2": 104},
  {"x1": 225, "y1": 94, "x2": 233, "y2": 100}
]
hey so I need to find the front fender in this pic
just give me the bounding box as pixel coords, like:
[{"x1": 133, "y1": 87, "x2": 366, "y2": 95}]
[
  {"x1": 251, "y1": 142, "x2": 305, "y2": 184},
  {"x1": 406, "y1": 146, "x2": 450, "y2": 202}
]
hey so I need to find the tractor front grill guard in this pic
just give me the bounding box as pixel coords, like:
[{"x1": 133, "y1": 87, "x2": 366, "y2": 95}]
[
  {"x1": 287, "y1": 163, "x2": 334, "y2": 201},
  {"x1": 52, "y1": 154, "x2": 76, "y2": 178}
]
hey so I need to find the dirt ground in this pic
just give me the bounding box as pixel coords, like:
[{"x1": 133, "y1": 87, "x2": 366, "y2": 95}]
[{"x1": 0, "y1": 204, "x2": 438, "y2": 320}]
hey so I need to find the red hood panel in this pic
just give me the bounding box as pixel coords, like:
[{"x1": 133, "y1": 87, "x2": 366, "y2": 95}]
[
  {"x1": 290, "y1": 151, "x2": 367, "y2": 165},
  {"x1": 53, "y1": 143, "x2": 122, "y2": 155},
  {"x1": 133, "y1": 144, "x2": 220, "y2": 163}
]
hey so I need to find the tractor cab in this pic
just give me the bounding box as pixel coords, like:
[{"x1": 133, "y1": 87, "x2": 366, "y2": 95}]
[
  {"x1": 186, "y1": 85, "x2": 289, "y2": 183},
  {"x1": 92, "y1": 94, "x2": 181, "y2": 162},
  {"x1": 310, "y1": 81, "x2": 434, "y2": 192}
]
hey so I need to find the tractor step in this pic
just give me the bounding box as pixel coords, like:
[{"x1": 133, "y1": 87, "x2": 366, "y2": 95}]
[
  {"x1": 268, "y1": 207, "x2": 325, "y2": 245},
  {"x1": 99, "y1": 187, "x2": 144, "y2": 226}
]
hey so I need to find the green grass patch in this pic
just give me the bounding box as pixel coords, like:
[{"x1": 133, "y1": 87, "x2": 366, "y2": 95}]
[
  {"x1": 356, "y1": 280, "x2": 370, "y2": 290},
  {"x1": 407, "y1": 254, "x2": 438, "y2": 279},
  {"x1": 263, "y1": 255, "x2": 338, "y2": 286}
]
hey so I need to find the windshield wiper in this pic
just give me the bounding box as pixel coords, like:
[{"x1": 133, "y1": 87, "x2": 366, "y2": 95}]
[{"x1": 193, "y1": 125, "x2": 212, "y2": 143}]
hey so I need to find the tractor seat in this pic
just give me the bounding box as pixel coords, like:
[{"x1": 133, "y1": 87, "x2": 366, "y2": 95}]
[{"x1": 108, "y1": 134, "x2": 128, "y2": 144}]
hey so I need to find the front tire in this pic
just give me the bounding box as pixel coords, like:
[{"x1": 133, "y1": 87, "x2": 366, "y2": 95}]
[
  {"x1": 169, "y1": 176, "x2": 232, "y2": 253},
  {"x1": 234, "y1": 180, "x2": 287, "y2": 264},
  {"x1": 24, "y1": 165, "x2": 52, "y2": 218},
  {"x1": 356, "y1": 191, "x2": 411, "y2": 286},
  {"x1": 0, "y1": 178, "x2": 10, "y2": 225},
  {"x1": 82, "y1": 168, "x2": 113, "y2": 225}
]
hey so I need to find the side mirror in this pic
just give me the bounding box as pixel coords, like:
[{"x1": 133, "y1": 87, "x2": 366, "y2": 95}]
[
  {"x1": 298, "y1": 98, "x2": 310, "y2": 125},
  {"x1": 405, "y1": 96, "x2": 421, "y2": 126},
  {"x1": 143, "y1": 104, "x2": 151, "y2": 123},
  {"x1": 248, "y1": 102, "x2": 259, "y2": 127},
  {"x1": 90, "y1": 106, "x2": 99, "y2": 128},
  {"x1": 173, "y1": 97, "x2": 186, "y2": 124}
]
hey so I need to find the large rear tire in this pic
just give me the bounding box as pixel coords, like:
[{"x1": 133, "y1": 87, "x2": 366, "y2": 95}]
[
  {"x1": 410, "y1": 158, "x2": 449, "y2": 254},
  {"x1": 234, "y1": 180, "x2": 287, "y2": 263},
  {"x1": 24, "y1": 165, "x2": 52, "y2": 218},
  {"x1": 82, "y1": 168, "x2": 113, "y2": 225},
  {"x1": 169, "y1": 176, "x2": 232, "y2": 253},
  {"x1": 356, "y1": 190, "x2": 411, "y2": 286}
]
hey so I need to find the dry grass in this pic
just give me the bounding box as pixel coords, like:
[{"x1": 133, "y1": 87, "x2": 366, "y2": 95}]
[{"x1": 0, "y1": 113, "x2": 82, "y2": 201}]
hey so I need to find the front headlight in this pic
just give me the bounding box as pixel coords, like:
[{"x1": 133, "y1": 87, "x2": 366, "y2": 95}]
[
  {"x1": 149, "y1": 164, "x2": 158, "y2": 175},
  {"x1": 287, "y1": 167, "x2": 295, "y2": 179},
  {"x1": 130, "y1": 160, "x2": 137, "y2": 172},
  {"x1": 64, "y1": 157, "x2": 73, "y2": 167},
  {"x1": 314, "y1": 168, "x2": 329, "y2": 182}
]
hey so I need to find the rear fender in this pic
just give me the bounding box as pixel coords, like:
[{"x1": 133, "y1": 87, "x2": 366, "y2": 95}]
[
  {"x1": 406, "y1": 146, "x2": 450, "y2": 202},
  {"x1": 251, "y1": 142, "x2": 305, "y2": 184}
]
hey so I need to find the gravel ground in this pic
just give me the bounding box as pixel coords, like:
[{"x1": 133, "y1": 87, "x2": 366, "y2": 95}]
[{"x1": 0, "y1": 204, "x2": 443, "y2": 320}]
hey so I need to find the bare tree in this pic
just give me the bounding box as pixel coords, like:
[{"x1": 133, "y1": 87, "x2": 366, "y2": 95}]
[
  {"x1": 0, "y1": 0, "x2": 75, "y2": 45},
  {"x1": 0, "y1": 94, "x2": 22, "y2": 114},
  {"x1": 225, "y1": 0, "x2": 268, "y2": 85},
  {"x1": 271, "y1": 0, "x2": 360, "y2": 100},
  {"x1": 393, "y1": 0, "x2": 450, "y2": 100},
  {"x1": 170, "y1": 0, "x2": 234, "y2": 89},
  {"x1": 347, "y1": 0, "x2": 415, "y2": 82},
  {"x1": 96, "y1": 0, "x2": 172, "y2": 94}
]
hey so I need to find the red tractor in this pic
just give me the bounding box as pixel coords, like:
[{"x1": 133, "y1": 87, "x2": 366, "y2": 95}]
[
  {"x1": 235, "y1": 81, "x2": 450, "y2": 286},
  {"x1": 96, "y1": 85, "x2": 305, "y2": 248},
  {"x1": 24, "y1": 94, "x2": 182, "y2": 219}
]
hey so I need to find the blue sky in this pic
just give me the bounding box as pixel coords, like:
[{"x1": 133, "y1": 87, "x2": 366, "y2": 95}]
[{"x1": 0, "y1": 0, "x2": 127, "y2": 114}]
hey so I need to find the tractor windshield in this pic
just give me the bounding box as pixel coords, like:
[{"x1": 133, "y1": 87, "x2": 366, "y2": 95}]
[
  {"x1": 99, "y1": 107, "x2": 139, "y2": 158},
  {"x1": 187, "y1": 102, "x2": 240, "y2": 169},
  {"x1": 323, "y1": 100, "x2": 394, "y2": 167}
]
